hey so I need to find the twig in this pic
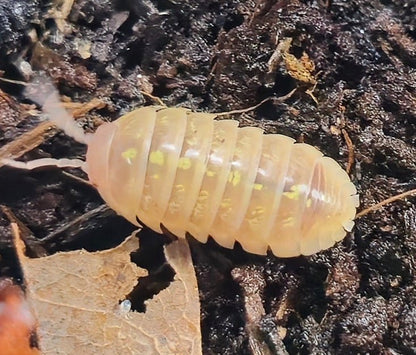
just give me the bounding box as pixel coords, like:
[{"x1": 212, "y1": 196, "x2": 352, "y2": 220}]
[
  {"x1": 1, "y1": 205, "x2": 46, "y2": 257},
  {"x1": 140, "y1": 91, "x2": 166, "y2": 106},
  {"x1": 40, "y1": 204, "x2": 110, "y2": 243},
  {"x1": 341, "y1": 128, "x2": 355, "y2": 174},
  {"x1": 61, "y1": 171, "x2": 92, "y2": 187},
  {"x1": 215, "y1": 88, "x2": 297, "y2": 117},
  {"x1": 0, "y1": 122, "x2": 58, "y2": 166},
  {"x1": 0, "y1": 77, "x2": 27, "y2": 85},
  {"x1": 63, "y1": 98, "x2": 107, "y2": 118},
  {"x1": 356, "y1": 188, "x2": 416, "y2": 218}
]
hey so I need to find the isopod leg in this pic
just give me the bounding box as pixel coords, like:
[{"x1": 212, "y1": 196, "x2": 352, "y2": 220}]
[{"x1": 1, "y1": 157, "x2": 87, "y2": 172}]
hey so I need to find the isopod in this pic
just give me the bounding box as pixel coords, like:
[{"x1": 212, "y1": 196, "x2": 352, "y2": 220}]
[{"x1": 2, "y1": 86, "x2": 359, "y2": 257}]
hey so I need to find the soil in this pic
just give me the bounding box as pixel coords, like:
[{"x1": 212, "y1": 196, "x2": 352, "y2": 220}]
[{"x1": 0, "y1": 0, "x2": 415, "y2": 354}]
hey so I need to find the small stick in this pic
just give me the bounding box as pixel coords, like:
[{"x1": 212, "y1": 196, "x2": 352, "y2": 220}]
[
  {"x1": 215, "y1": 97, "x2": 272, "y2": 117},
  {"x1": 64, "y1": 98, "x2": 107, "y2": 118},
  {"x1": 0, "y1": 77, "x2": 28, "y2": 85},
  {"x1": 61, "y1": 171, "x2": 92, "y2": 186},
  {"x1": 215, "y1": 88, "x2": 297, "y2": 117},
  {"x1": 356, "y1": 188, "x2": 416, "y2": 218},
  {"x1": 0, "y1": 122, "x2": 58, "y2": 167},
  {"x1": 40, "y1": 204, "x2": 110, "y2": 243},
  {"x1": 1, "y1": 205, "x2": 46, "y2": 257},
  {"x1": 140, "y1": 91, "x2": 166, "y2": 107},
  {"x1": 341, "y1": 128, "x2": 355, "y2": 175}
]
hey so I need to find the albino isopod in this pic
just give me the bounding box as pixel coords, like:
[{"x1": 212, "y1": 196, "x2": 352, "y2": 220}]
[
  {"x1": 2, "y1": 86, "x2": 359, "y2": 257},
  {"x1": 86, "y1": 106, "x2": 359, "y2": 257}
]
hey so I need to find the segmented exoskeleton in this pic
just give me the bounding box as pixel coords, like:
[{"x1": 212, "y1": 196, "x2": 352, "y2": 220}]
[
  {"x1": 86, "y1": 106, "x2": 358, "y2": 257},
  {"x1": 2, "y1": 97, "x2": 359, "y2": 257}
]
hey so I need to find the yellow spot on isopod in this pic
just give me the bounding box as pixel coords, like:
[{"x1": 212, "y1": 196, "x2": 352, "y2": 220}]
[
  {"x1": 283, "y1": 185, "x2": 304, "y2": 200},
  {"x1": 306, "y1": 198, "x2": 312, "y2": 208},
  {"x1": 220, "y1": 198, "x2": 232, "y2": 209},
  {"x1": 228, "y1": 170, "x2": 241, "y2": 186},
  {"x1": 282, "y1": 216, "x2": 294, "y2": 226},
  {"x1": 253, "y1": 183, "x2": 263, "y2": 191},
  {"x1": 178, "y1": 157, "x2": 192, "y2": 170},
  {"x1": 121, "y1": 148, "x2": 137, "y2": 164},
  {"x1": 206, "y1": 170, "x2": 216, "y2": 177},
  {"x1": 198, "y1": 190, "x2": 209, "y2": 200},
  {"x1": 152, "y1": 174, "x2": 160, "y2": 179},
  {"x1": 248, "y1": 206, "x2": 266, "y2": 227},
  {"x1": 149, "y1": 150, "x2": 164, "y2": 166},
  {"x1": 251, "y1": 206, "x2": 265, "y2": 216}
]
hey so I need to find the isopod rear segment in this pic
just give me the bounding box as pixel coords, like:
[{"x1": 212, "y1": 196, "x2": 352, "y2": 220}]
[{"x1": 85, "y1": 106, "x2": 359, "y2": 257}]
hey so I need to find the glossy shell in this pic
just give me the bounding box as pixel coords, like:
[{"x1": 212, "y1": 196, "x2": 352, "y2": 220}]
[{"x1": 86, "y1": 106, "x2": 359, "y2": 257}]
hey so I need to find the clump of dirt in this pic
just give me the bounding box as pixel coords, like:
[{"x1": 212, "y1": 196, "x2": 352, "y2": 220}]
[{"x1": 0, "y1": 0, "x2": 415, "y2": 353}]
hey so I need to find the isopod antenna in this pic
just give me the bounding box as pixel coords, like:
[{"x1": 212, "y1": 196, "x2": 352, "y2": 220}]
[
  {"x1": 1, "y1": 76, "x2": 90, "y2": 173},
  {"x1": 24, "y1": 76, "x2": 92, "y2": 146}
]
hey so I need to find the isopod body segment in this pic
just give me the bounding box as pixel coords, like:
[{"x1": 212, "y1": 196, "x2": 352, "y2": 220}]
[{"x1": 86, "y1": 106, "x2": 359, "y2": 257}]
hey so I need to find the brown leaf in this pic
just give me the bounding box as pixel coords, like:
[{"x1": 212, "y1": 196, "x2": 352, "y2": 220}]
[{"x1": 14, "y1": 229, "x2": 201, "y2": 354}]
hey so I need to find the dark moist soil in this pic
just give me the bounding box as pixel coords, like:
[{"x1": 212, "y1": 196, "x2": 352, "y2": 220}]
[{"x1": 0, "y1": 0, "x2": 415, "y2": 354}]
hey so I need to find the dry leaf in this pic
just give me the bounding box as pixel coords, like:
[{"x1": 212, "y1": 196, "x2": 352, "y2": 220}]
[{"x1": 14, "y1": 228, "x2": 201, "y2": 355}]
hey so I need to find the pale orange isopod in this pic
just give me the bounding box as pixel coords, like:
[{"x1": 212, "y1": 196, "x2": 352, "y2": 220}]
[
  {"x1": 86, "y1": 106, "x2": 359, "y2": 257},
  {"x1": 2, "y1": 88, "x2": 359, "y2": 257}
]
